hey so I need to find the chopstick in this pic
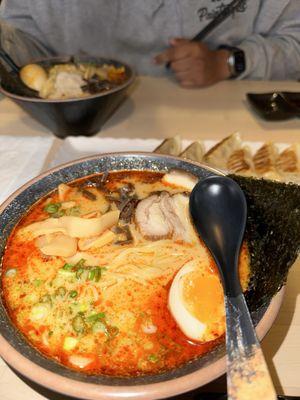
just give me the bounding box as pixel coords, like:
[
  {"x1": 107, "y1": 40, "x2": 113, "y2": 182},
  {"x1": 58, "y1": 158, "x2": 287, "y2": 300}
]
[
  {"x1": 0, "y1": 49, "x2": 20, "y2": 74},
  {"x1": 190, "y1": 0, "x2": 245, "y2": 42},
  {"x1": 166, "y1": 0, "x2": 244, "y2": 69}
]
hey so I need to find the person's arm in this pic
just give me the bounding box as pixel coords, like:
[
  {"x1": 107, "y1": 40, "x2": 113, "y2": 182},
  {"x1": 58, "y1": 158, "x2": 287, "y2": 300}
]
[
  {"x1": 154, "y1": 38, "x2": 231, "y2": 88},
  {"x1": 0, "y1": 0, "x2": 52, "y2": 66},
  {"x1": 155, "y1": 0, "x2": 300, "y2": 87},
  {"x1": 237, "y1": 0, "x2": 300, "y2": 80}
]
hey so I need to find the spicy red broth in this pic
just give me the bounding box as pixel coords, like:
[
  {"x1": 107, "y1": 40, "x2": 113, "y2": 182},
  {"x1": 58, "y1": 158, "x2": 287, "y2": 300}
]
[{"x1": 2, "y1": 171, "x2": 249, "y2": 376}]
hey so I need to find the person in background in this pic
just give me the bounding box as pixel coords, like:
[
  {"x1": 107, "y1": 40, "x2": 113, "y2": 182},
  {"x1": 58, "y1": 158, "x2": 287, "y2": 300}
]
[{"x1": 0, "y1": 0, "x2": 300, "y2": 88}]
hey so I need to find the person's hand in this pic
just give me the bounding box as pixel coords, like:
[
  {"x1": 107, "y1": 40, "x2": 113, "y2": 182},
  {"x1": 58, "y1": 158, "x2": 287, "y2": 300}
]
[{"x1": 154, "y1": 38, "x2": 231, "y2": 88}]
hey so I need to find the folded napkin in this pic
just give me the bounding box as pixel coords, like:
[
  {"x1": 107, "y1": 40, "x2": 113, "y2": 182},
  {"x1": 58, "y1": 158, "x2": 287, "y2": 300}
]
[
  {"x1": 0, "y1": 135, "x2": 53, "y2": 205},
  {"x1": 49, "y1": 136, "x2": 191, "y2": 168}
]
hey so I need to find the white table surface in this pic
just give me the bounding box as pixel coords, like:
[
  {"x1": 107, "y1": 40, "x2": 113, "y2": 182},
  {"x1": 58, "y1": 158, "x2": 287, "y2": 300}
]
[{"x1": 0, "y1": 77, "x2": 299, "y2": 399}]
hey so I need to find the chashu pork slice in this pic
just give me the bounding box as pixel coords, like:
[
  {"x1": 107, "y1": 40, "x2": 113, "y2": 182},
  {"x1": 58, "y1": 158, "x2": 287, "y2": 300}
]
[
  {"x1": 135, "y1": 193, "x2": 173, "y2": 240},
  {"x1": 135, "y1": 192, "x2": 197, "y2": 243},
  {"x1": 171, "y1": 193, "x2": 198, "y2": 243}
]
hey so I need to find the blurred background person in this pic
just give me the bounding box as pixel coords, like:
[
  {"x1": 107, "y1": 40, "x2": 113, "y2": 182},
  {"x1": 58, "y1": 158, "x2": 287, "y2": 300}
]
[{"x1": 0, "y1": 0, "x2": 300, "y2": 88}]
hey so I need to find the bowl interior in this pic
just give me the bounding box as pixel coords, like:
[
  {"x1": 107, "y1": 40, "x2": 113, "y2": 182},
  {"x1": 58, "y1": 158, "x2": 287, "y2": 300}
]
[
  {"x1": 0, "y1": 153, "x2": 281, "y2": 397},
  {"x1": 246, "y1": 92, "x2": 299, "y2": 121},
  {"x1": 0, "y1": 55, "x2": 135, "y2": 102}
]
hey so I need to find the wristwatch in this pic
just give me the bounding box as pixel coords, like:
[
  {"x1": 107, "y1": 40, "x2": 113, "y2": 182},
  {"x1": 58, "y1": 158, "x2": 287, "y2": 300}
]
[{"x1": 219, "y1": 45, "x2": 246, "y2": 79}]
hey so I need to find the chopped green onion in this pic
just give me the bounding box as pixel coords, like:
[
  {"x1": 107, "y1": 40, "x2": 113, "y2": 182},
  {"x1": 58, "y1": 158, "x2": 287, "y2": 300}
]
[
  {"x1": 44, "y1": 203, "x2": 60, "y2": 214},
  {"x1": 5, "y1": 268, "x2": 17, "y2": 277},
  {"x1": 79, "y1": 303, "x2": 88, "y2": 312},
  {"x1": 76, "y1": 268, "x2": 84, "y2": 280},
  {"x1": 148, "y1": 354, "x2": 159, "y2": 363},
  {"x1": 63, "y1": 336, "x2": 78, "y2": 350},
  {"x1": 87, "y1": 312, "x2": 105, "y2": 323},
  {"x1": 58, "y1": 269, "x2": 75, "y2": 278},
  {"x1": 33, "y1": 279, "x2": 42, "y2": 287},
  {"x1": 69, "y1": 290, "x2": 78, "y2": 299},
  {"x1": 63, "y1": 263, "x2": 74, "y2": 271},
  {"x1": 75, "y1": 259, "x2": 86, "y2": 268},
  {"x1": 51, "y1": 210, "x2": 65, "y2": 218},
  {"x1": 88, "y1": 269, "x2": 96, "y2": 281},
  {"x1": 94, "y1": 267, "x2": 101, "y2": 282},
  {"x1": 72, "y1": 314, "x2": 86, "y2": 334}
]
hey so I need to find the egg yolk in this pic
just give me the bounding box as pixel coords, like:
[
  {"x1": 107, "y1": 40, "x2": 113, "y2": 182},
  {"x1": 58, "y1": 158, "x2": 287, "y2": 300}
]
[{"x1": 182, "y1": 270, "x2": 224, "y2": 325}]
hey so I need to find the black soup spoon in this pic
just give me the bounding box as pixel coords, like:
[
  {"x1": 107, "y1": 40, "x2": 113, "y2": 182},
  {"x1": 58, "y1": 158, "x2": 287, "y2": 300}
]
[
  {"x1": 0, "y1": 49, "x2": 40, "y2": 98},
  {"x1": 189, "y1": 176, "x2": 276, "y2": 400}
]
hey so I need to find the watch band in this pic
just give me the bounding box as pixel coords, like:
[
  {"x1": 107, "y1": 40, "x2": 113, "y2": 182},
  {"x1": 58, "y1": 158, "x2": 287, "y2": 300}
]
[{"x1": 219, "y1": 45, "x2": 246, "y2": 78}]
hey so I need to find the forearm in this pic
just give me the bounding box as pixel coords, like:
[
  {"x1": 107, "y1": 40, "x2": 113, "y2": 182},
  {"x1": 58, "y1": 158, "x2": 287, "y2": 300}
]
[
  {"x1": 235, "y1": 0, "x2": 300, "y2": 81},
  {"x1": 238, "y1": 34, "x2": 300, "y2": 80}
]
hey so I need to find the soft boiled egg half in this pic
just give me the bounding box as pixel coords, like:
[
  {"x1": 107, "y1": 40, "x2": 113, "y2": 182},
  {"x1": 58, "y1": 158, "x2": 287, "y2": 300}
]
[{"x1": 168, "y1": 260, "x2": 225, "y2": 343}]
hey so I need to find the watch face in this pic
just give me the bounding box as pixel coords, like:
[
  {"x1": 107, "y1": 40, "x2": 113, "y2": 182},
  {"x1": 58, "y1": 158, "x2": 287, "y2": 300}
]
[
  {"x1": 219, "y1": 45, "x2": 246, "y2": 77},
  {"x1": 234, "y1": 50, "x2": 246, "y2": 75}
]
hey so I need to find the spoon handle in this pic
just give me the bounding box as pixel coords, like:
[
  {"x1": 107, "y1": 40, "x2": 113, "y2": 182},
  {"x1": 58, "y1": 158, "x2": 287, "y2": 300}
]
[{"x1": 225, "y1": 293, "x2": 276, "y2": 400}]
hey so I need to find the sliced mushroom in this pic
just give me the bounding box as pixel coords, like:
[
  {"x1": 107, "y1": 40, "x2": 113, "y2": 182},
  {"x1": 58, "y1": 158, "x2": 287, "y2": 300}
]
[
  {"x1": 80, "y1": 188, "x2": 97, "y2": 201},
  {"x1": 114, "y1": 225, "x2": 134, "y2": 245},
  {"x1": 35, "y1": 233, "x2": 77, "y2": 257},
  {"x1": 119, "y1": 198, "x2": 139, "y2": 223}
]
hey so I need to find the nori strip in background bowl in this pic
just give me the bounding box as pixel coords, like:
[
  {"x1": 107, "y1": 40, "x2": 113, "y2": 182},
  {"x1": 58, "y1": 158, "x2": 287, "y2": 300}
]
[{"x1": 230, "y1": 175, "x2": 300, "y2": 311}]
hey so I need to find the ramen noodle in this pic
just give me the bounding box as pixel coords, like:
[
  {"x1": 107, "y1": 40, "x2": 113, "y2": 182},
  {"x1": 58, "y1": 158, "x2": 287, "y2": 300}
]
[{"x1": 2, "y1": 170, "x2": 250, "y2": 376}]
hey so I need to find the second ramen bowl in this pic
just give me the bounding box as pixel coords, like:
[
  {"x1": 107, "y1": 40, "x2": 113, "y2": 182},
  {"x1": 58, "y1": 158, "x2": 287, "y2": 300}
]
[
  {"x1": 0, "y1": 153, "x2": 287, "y2": 399},
  {"x1": 0, "y1": 55, "x2": 135, "y2": 138}
]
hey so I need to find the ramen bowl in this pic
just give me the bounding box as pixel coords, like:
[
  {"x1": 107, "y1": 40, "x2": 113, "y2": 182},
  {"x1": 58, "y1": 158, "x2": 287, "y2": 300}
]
[
  {"x1": 0, "y1": 56, "x2": 135, "y2": 138},
  {"x1": 0, "y1": 153, "x2": 285, "y2": 399}
]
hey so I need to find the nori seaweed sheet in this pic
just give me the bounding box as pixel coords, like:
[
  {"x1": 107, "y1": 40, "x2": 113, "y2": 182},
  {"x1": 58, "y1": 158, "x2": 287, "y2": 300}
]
[{"x1": 229, "y1": 175, "x2": 300, "y2": 311}]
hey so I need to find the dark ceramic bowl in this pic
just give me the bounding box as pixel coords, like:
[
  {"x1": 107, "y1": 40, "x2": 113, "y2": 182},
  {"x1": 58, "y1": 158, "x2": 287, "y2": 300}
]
[
  {"x1": 0, "y1": 153, "x2": 284, "y2": 399},
  {"x1": 247, "y1": 92, "x2": 300, "y2": 121},
  {"x1": 0, "y1": 56, "x2": 135, "y2": 138}
]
